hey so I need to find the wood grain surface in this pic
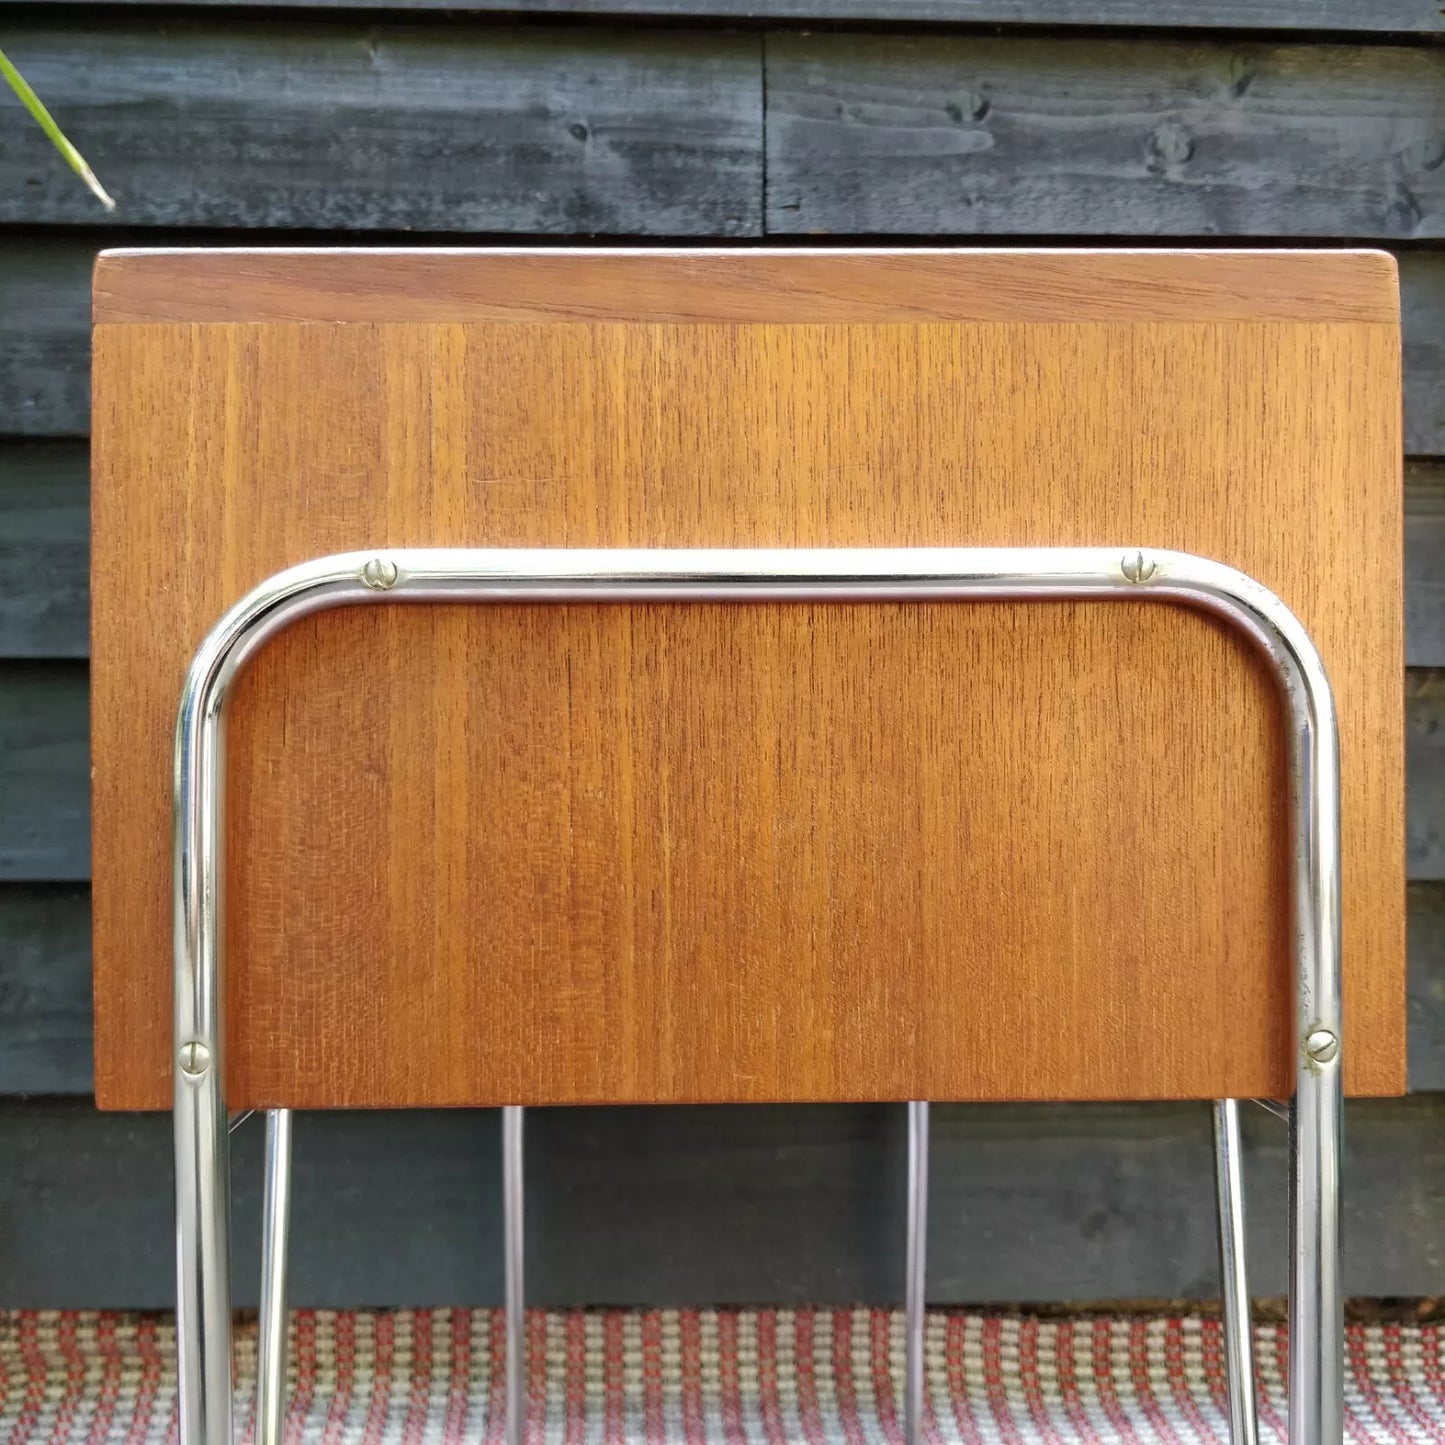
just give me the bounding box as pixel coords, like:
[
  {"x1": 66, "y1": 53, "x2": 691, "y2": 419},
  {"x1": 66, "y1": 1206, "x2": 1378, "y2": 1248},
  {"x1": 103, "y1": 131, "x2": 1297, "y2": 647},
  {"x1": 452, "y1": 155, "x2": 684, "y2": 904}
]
[
  {"x1": 92, "y1": 248, "x2": 1399, "y2": 324},
  {"x1": 0, "y1": 22, "x2": 763, "y2": 234},
  {"x1": 89, "y1": 249, "x2": 1405, "y2": 1111},
  {"x1": 16, "y1": 238, "x2": 1445, "y2": 449},
  {"x1": 5, "y1": 23, "x2": 1440, "y2": 237},
  {"x1": 13, "y1": 880, "x2": 1445, "y2": 1098},
  {"x1": 30, "y1": 446, "x2": 1445, "y2": 669},
  {"x1": 764, "y1": 34, "x2": 1445, "y2": 240}
]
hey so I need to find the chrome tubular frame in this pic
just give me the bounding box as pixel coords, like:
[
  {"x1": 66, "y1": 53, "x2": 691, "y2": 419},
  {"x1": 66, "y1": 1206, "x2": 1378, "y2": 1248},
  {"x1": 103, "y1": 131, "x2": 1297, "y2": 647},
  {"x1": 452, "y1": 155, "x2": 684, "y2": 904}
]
[
  {"x1": 256, "y1": 1108, "x2": 293, "y2": 1445},
  {"x1": 502, "y1": 1104, "x2": 526, "y2": 1445},
  {"x1": 174, "y1": 546, "x2": 1341, "y2": 1445},
  {"x1": 1213, "y1": 1098, "x2": 1260, "y2": 1445},
  {"x1": 905, "y1": 1099, "x2": 929, "y2": 1445}
]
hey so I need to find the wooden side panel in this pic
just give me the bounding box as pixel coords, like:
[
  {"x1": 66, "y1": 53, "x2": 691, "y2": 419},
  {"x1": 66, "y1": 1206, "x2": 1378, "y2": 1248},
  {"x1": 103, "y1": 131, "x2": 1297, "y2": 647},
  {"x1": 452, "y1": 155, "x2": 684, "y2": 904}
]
[
  {"x1": 89, "y1": 255, "x2": 1405, "y2": 1110},
  {"x1": 13, "y1": 882, "x2": 1445, "y2": 1099}
]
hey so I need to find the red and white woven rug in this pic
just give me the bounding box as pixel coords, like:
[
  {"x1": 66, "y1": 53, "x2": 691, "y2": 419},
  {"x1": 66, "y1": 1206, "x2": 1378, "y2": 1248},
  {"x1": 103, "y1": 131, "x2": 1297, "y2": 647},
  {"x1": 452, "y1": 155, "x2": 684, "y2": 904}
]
[{"x1": 5, "y1": 1308, "x2": 1445, "y2": 1444}]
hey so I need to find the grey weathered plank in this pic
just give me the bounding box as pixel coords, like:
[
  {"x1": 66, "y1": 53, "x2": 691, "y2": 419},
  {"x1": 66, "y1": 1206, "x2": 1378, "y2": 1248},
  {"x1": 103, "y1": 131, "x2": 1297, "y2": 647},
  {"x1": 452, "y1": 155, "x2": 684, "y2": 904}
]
[
  {"x1": 2, "y1": 1094, "x2": 1445, "y2": 1308},
  {"x1": 1412, "y1": 671, "x2": 1445, "y2": 883},
  {"x1": 7, "y1": 240, "x2": 1445, "y2": 449},
  {"x1": 7, "y1": 446, "x2": 1440, "y2": 664},
  {"x1": 0, "y1": 242, "x2": 92, "y2": 439},
  {"x1": 1406, "y1": 250, "x2": 1445, "y2": 457},
  {"x1": 7, "y1": 881, "x2": 1445, "y2": 1096},
  {"x1": 0, "y1": 442, "x2": 88, "y2": 658},
  {"x1": 5, "y1": 25, "x2": 1444, "y2": 238},
  {"x1": 0, "y1": 22, "x2": 762, "y2": 234},
  {"x1": 3, "y1": 660, "x2": 1440, "y2": 883},
  {"x1": 3, "y1": 0, "x2": 1441, "y2": 35},
  {"x1": 765, "y1": 33, "x2": 1445, "y2": 238},
  {"x1": 1408, "y1": 881, "x2": 1445, "y2": 1092},
  {"x1": 0, "y1": 886, "x2": 91, "y2": 1094},
  {"x1": 1407, "y1": 463, "x2": 1445, "y2": 668},
  {"x1": 0, "y1": 664, "x2": 88, "y2": 882}
]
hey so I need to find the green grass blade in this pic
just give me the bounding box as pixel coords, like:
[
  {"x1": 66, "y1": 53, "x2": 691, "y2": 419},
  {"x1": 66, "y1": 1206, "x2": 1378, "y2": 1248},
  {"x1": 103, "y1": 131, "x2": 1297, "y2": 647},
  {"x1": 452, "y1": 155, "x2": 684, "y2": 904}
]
[{"x1": 0, "y1": 47, "x2": 114, "y2": 209}]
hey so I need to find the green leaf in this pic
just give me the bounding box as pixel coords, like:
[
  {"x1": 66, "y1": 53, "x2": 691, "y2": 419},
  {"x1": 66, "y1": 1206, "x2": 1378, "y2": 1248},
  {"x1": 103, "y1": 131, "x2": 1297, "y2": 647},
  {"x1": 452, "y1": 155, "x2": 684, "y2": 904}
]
[{"x1": 0, "y1": 46, "x2": 114, "y2": 210}]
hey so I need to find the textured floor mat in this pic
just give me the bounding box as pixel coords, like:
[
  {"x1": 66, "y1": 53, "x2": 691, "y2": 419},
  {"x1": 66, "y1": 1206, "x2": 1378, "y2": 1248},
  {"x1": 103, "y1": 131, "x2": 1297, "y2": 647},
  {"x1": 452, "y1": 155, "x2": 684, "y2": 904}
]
[{"x1": 5, "y1": 1308, "x2": 1445, "y2": 1443}]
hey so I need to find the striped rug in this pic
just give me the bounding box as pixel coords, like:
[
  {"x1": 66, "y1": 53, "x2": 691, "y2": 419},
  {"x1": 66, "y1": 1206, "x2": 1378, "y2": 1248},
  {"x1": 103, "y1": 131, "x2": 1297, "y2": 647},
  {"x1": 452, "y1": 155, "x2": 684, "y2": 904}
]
[{"x1": 4, "y1": 1308, "x2": 1445, "y2": 1444}]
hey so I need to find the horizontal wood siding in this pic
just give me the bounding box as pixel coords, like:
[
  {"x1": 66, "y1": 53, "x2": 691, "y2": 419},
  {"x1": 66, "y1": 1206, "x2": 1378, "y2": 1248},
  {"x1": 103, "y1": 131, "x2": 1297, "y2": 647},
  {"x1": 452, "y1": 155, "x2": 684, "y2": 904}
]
[
  {"x1": 5, "y1": 1096, "x2": 1445, "y2": 1308},
  {"x1": 0, "y1": 26, "x2": 1440, "y2": 238},
  {"x1": 0, "y1": 442, "x2": 88, "y2": 658},
  {"x1": 764, "y1": 33, "x2": 1445, "y2": 238},
  {"x1": 1409, "y1": 882, "x2": 1445, "y2": 1091},
  {"x1": 0, "y1": 665, "x2": 88, "y2": 883},
  {"x1": 1412, "y1": 672, "x2": 1445, "y2": 881},
  {"x1": 0, "y1": 23, "x2": 763, "y2": 233},
  {"x1": 5, "y1": 0, "x2": 1444, "y2": 30},
  {"x1": 0, "y1": 242, "x2": 92, "y2": 439},
  {"x1": 0, "y1": 887, "x2": 91, "y2": 1094},
  {"x1": 0, "y1": 2, "x2": 1440, "y2": 1300},
  {"x1": 1411, "y1": 464, "x2": 1445, "y2": 668}
]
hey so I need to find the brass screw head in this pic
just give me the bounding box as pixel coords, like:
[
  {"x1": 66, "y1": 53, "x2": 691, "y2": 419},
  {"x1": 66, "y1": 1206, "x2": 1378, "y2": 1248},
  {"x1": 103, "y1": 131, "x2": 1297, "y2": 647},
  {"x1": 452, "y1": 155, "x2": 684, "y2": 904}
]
[
  {"x1": 362, "y1": 557, "x2": 399, "y2": 590},
  {"x1": 1304, "y1": 1028, "x2": 1340, "y2": 1065},
  {"x1": 1121, "y1": 551, "x2": 1157, "y2": 584}
]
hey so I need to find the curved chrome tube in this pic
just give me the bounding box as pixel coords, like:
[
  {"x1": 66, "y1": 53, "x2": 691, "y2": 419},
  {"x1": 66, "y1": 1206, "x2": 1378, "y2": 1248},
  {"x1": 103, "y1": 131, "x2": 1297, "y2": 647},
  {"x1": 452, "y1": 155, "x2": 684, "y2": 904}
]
[{"x1": 174, "y1": 546, "x2": 1341, "y2": 1445}]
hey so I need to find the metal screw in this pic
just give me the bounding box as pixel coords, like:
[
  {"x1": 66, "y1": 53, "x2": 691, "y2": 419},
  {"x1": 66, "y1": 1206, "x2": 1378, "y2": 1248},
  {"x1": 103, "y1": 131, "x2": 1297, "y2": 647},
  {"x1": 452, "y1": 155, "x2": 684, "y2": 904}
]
[
  {"x1": 1121, "y1": 550, "x2": 1157, "y2": 584},
  {"x1": 1304, "y1": 1028, "x2": 1340, "y2": 1065},
  {"x1": 178, "y1": 1041, "x2": 211, "y2": 1077},
  {"x1": 362, "y1": 557, "x2": 399, "y2": 591}
]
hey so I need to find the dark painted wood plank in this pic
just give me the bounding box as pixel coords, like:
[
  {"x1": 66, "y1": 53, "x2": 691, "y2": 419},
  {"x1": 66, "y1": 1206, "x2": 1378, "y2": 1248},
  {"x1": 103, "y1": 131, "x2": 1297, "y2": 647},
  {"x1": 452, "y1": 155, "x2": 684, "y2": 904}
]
[
  {"x1": 0, "y1": 664, "x2": 88, "y2": 882},
  {"x1": 0, "y1": 442, "x2": 88, "y2": 659},
  {"x1": 6, "y1": 881, "x2": 1444, "y2": 1097},
  {"x1": 8, "y1": 447, "x2": 1443, "y2": 664},
  {"x1": 0, "y1": 886, "x2": 91, "y2": 1094},
  {"x1": 0, "y1": 22, "x2": 762, "y2": 234},
  {"x1": 1410, "y1": 464, "x2": 1445, "y2": 677},
  {"x1": 1405, "y1": 251, "x2": 1445, "y2": 457},
  {"x1": 1408, "y1": 882, "x2": 1445, "y2": 1092},
  {"x1": 7, "y1": 241, "x2": 1445, "y2": 448},
  {"x1": 4, "y1": 25, "x2": 1442, "y2": 239},
  {"x1": 0, "y1": 242, "x2": 91, "y2": 439},
  {"x1": 2, "y1": 1095, "x2": 1444, "y2": 1308},
  {"x1": 2, "y1": 662, "x2": 1441, "y2": 883},
  {"x1": 765, "y1": 33, "x2": 1445, "y2": 238},
  {"x1": 1412, "y1": 670, "x2": 1445, "y2": 883},
  {"x1": 3, "y1": 0, "x2": 1440, "y2": 33}
]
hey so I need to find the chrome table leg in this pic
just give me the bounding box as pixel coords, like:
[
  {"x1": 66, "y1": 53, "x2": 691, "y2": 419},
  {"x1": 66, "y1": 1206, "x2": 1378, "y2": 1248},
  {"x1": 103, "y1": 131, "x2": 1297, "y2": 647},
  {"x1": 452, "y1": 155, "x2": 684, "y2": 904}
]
[
  {"x1": 257, "y1": 1108, "x2": 294, "y2": 1445},
  {"x1": 1213, "y1": 1099, "x2": 1258, "y2": 1445},
  {"x1": 504, "y1": 1105, "x2": 525, "y2": 1445},
  {"x1": 906, "y1": 1099, "x2": 929, "y2": 1445}
]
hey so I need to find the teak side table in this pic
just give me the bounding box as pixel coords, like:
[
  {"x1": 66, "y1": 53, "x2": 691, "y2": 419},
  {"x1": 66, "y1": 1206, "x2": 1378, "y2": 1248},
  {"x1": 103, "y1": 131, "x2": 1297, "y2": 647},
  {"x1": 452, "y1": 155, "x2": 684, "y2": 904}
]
[{"x1": 89, "y1": 249, "x2": 1405, "y2": 1445}]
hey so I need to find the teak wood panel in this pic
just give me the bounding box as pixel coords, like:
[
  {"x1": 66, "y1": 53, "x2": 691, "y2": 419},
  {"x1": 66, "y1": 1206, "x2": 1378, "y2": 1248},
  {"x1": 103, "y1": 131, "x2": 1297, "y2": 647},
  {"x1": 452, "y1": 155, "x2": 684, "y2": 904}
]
[{"x1": 89, "y1": 250, "x2": 1405, "y2": 1111}]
